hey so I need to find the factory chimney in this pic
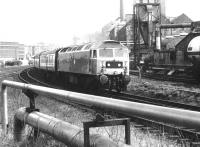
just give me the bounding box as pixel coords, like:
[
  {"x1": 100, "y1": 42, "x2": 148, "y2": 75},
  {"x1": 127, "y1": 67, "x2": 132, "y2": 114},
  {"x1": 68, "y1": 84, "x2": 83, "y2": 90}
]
[
  {"x1": 159, "y1": 0, "x2": 166, "y2": 17},
  {"x1": 120, "y1": 0, "x2": 124, "y2": 21}
]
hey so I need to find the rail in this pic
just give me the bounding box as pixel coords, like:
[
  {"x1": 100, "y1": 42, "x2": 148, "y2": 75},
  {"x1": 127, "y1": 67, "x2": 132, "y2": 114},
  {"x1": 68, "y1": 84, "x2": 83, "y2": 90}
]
[{"x1": 2, "y1": 80, "x2": 200, "y2": 140}]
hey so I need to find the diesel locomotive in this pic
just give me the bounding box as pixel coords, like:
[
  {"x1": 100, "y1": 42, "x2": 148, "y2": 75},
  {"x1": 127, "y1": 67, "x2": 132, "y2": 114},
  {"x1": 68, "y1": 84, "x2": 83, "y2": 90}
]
[{"x1": 33, "y1": 40, "x2": 130, "y2": 92}]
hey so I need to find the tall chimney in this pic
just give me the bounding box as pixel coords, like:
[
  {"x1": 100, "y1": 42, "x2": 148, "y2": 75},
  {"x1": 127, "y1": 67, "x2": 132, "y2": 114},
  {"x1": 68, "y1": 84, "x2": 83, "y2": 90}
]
[
  {"x1": 159, "y1": 0, "x2": 166, "y2": 17},
  {"x1": 120, "y1": 0, "x2": 124, "y2": 21}
]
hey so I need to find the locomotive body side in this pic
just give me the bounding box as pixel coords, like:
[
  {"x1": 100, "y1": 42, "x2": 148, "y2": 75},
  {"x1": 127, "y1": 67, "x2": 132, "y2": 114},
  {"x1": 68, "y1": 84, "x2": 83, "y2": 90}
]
[{"x1": 58, "y1": 48, "x2": 91, "y2": 74}]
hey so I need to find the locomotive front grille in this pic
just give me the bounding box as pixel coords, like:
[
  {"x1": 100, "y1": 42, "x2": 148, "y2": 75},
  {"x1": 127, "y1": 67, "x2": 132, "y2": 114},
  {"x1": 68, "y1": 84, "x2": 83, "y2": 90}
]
[{"x1": 106, "y1": 61, "x2": 123, "y2": 68}]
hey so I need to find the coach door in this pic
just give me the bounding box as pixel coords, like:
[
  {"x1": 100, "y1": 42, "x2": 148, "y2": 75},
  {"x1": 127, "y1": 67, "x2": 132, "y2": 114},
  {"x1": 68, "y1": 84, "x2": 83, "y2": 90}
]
[{"x1": 89, "y1": 50, "x2": 97, "y2": 74}]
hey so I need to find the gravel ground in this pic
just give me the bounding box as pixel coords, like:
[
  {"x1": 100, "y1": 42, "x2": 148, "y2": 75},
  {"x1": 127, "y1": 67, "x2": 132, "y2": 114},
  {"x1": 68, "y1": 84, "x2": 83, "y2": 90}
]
[{"x1": 127, "y1": 75, "x2": 200, "y2": 106}]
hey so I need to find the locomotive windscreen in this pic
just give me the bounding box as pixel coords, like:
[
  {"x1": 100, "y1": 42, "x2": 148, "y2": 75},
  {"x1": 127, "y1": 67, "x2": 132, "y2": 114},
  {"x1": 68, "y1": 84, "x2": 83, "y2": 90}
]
[
  {"x1": 115, "y1": 49, "x2": 124, "y2": 57},
  {"x1": 99, "y1": 49, "x2": 113, "y2": 57}
]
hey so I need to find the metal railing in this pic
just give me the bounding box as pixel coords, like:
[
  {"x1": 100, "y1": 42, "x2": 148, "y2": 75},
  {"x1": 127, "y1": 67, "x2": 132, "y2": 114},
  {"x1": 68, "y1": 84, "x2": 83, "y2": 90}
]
[
  {"x1": 2, "y1": 80, "x2": 200, "y2": 142},
  {"x1": 14, "y1": 107, "x2": 130, "y2": 147},
  {"x1": 0, "y1": 80, "x2": 133, "y2": 147}
]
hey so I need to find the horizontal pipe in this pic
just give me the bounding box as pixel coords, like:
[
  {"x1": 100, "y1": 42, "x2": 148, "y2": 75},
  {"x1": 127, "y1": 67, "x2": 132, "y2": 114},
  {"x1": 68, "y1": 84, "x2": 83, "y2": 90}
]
[
  {"x1": 2, "y1": 80, "x2": 200, "y2": 134},
  {"x1": 159, "y1": 23, "x2": 191, "y2": 29},
  {"x1": 14, "y1": 107, "x2": 130, "y2": 147}
]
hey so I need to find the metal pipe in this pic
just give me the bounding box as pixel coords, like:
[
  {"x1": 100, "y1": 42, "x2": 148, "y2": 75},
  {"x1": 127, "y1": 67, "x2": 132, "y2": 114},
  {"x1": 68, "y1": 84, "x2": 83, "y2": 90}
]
[
  {"x1": 160, "y1": 23, "x2": 191, "y2": 29},
  {"x1": 1, "y1": 84, "x2": 8, "y2": 134},
  {"x1": 14, "y1": 107, "x2": 130, "y2": 147},
  {"x1": 120, "y1": 0, "x2": 124, "y2": 21},
  {"x1": 3, "y1": 80, "x2": 200, "y2": 134},
  {"x1": 13, "y1": 114, "x2": 25, "y2": 141}
]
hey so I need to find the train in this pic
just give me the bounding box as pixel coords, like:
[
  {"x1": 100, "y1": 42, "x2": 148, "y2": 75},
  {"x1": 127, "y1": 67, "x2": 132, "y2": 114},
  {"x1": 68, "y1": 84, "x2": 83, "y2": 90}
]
[{"x1": 33, "y1": 40, "x2": 131, "y2": 92}]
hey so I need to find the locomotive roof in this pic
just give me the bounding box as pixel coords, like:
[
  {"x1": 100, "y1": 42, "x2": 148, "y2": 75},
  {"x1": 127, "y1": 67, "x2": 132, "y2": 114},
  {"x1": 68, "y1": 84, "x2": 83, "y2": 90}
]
[
  {"x1": 91, "y1": 40, "x2": 127, "y2": 49},
  {"x1": 57, "y1": 40, "x2": 128, "y2": 53},
  {"x1": 38, "y1": 48, "x2": 61, "y2": 56}
]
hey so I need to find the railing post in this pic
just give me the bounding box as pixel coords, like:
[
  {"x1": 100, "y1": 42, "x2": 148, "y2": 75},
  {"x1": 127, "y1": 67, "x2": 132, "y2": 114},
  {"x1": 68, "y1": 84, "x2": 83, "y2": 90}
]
[
  {"x1": 22, "y1": 89, "x2": 39, "y2": 139},
  {"x1": 83, "y1": 118, "x2": 131, "y2": 146},
  {"x1": 1, "y1": 84, "x2": 8, "y2": 134}
]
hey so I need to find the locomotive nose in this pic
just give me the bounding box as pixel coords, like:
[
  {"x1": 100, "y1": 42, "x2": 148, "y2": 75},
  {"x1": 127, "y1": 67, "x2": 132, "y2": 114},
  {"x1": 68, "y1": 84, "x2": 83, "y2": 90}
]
[{"x1": 100, "y1": 74, "x2": 108, "y2": 85}]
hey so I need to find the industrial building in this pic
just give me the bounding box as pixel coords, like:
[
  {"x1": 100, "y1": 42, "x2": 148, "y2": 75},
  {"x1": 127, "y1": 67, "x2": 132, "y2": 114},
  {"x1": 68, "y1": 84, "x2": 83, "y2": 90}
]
[{"x1": 0, "y1": 42, "x2": 25, "y2": 61}]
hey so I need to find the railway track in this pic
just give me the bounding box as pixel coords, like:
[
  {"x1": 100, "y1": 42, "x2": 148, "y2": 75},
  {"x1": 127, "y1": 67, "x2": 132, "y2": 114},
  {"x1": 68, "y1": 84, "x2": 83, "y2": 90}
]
[
  {"x1": 18, "y1": 67, "x2": 94, "y2": 109},
  {"x1": 130, "y1": 70, "x2": 199, "y2": 84},
  {"x1": 18, "y1": 68, "x2": 51, "y2": 87},
  {"x1": 18, "y1": 67, "x2": 200, "y2": 145},
  {"x1": 102, "y1": 90, "x2": 200, "y2": 111}
]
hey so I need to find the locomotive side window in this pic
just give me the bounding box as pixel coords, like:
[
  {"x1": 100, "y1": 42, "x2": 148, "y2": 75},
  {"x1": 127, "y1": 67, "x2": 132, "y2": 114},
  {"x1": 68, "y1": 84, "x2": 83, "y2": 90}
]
[
  {"x1": 93, "y1": 50, "x2": 97, "y2": 58},
  {"x1": 90, "y1": 50, "x2": 92, "y2": 57}
]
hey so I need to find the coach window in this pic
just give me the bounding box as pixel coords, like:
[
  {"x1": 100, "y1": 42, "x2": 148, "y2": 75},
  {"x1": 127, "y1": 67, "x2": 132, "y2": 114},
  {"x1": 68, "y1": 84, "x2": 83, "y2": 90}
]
[{"x1": 93, "y1": 50, "x2": 97, "y2": 58}]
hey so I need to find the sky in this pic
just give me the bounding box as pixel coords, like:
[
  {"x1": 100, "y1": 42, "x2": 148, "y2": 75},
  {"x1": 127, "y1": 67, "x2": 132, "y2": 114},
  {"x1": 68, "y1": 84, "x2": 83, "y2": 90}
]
[{"x1": 0, "y1": 0, "x2": 199, "y2": 46}]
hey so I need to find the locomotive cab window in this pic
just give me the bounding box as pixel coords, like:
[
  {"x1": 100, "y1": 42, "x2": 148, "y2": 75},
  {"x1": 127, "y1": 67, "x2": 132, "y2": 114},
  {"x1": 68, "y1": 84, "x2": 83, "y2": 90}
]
[
  {"x1": 115, "y1": 49, "x2": 124, "y2": 57},
  {"x1": 99, "y1": 49, "x2": 113, "y2": 57}
]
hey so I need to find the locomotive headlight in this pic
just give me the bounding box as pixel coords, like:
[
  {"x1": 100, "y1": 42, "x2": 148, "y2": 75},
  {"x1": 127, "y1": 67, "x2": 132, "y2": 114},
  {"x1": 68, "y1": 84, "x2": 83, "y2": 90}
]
[
  {"x1": 118, "y1": 63, "x2": 121, "y2": 67},
  {"x1": 107, "y1": 63, "x2": 110, "y2": 67}
]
